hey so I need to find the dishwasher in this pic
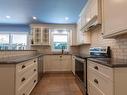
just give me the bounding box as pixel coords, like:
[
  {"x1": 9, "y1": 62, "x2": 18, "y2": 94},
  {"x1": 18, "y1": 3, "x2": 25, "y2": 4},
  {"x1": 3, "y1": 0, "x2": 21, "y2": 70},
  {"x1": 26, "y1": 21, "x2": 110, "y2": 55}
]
[{"x1": 38, "y1": 55, "x2": 43, "y2": 81}]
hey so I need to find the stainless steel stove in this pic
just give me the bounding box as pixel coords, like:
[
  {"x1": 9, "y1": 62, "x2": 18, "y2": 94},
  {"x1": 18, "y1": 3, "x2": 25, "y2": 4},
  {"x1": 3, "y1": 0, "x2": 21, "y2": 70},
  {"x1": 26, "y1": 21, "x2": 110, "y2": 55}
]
[{"x1": 75, "y1": 46, "x2": 111, "y2": 95}]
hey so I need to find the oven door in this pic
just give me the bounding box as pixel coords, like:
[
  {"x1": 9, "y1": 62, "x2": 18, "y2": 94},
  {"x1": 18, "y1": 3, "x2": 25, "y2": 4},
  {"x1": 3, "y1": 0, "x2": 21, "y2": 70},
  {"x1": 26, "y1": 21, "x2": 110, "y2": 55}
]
[
  {"x1": 75, "y1": 57, "x2": 87, "y2": 88},
  {"x1": 75, "y1": 57, "x2": 87, "y2": 95}
]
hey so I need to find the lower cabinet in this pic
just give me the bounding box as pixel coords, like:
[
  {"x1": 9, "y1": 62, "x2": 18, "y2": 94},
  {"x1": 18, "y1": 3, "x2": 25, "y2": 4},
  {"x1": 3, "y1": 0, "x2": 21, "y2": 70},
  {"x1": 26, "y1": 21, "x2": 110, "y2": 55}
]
[
  {"x1": 87, "y1": 60, "x2": 127, "y2": 95},
  {"x1": 0, "y1": 58, "x2": 38, "y2": 95},
  {"x1": 43, "y1": 55, "x2": 72, "y2": 72}
]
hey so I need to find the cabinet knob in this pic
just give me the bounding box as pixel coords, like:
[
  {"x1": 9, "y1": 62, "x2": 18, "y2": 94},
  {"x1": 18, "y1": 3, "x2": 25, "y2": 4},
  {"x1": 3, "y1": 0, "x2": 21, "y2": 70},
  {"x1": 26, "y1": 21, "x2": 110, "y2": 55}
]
[
  {"x1": 22, "y1": 93, "x2": 25, "y2": 95},
  {"x1": 21, "y1": 77, "x2": 26, "y2": 82},
  {"x1": 22, "y1": 65, "x2": 26, "y2": 69},
  {"x1": 94, "y1": 66, "x2": 99, "y2": 70},
  {"x1": 34, "y1": 60, "x2": 36, "y2": 63},
  {"x1": 34, "y1": 69, "x2": 36, "y2": 72},
  {"x1": 94, "y1": 79, "x2": 99, "y2": 84},
  {"x1": 34, "y1": 80, "x2": 36, "y2": 83}
]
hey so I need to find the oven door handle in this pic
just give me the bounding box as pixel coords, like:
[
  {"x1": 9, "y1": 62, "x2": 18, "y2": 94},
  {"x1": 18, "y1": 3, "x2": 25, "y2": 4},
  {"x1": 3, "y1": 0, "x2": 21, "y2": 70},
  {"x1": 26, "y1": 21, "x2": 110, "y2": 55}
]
[{"x1": 75, "y1": 57, "x2": 85, "y2": 63}]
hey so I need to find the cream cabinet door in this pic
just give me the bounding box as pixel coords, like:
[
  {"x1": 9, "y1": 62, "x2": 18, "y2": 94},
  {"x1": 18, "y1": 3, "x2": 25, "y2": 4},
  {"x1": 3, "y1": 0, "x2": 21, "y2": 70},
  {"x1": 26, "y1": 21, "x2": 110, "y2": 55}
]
[
  {"x1": 102, "y1": 0, "x2": 127, "y2": 37},
  {"x1": 42, "y1": 28, "x2": 50, "y2": 45},
  {"x1": 60, "y1": 55, "x2": 72, "y2": 71},
  {"x1": 90, "y1": 0, "x2": 98, "y2": 18},
  {"x1": 32, "y1": 27, "x2": 42, "y2": 45},
  {"x1": 44, "y1": 55, "x2": 72, "y2": 72}
]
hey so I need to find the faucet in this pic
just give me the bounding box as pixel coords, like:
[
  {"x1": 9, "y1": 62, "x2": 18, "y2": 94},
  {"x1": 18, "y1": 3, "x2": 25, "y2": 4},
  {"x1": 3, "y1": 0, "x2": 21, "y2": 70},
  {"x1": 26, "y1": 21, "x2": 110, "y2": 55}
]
[{"x1": 62, "y1": 45, "x2": 65, "y2": 54}]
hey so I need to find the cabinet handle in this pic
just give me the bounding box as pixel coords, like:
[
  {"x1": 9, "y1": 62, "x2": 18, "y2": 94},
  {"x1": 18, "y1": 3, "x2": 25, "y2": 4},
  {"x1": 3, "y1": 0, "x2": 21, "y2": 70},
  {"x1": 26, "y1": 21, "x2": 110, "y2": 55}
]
[
  {"x1": 94, "y1": 79, "x2": 99, "y2": 84},
  {"x1": 21, "y1": 77, "x2": 26, "y2": 82},
  {"x1": 22, "y1": 65, "x2": 26, "y2": 69},
  {"x1": 94, "y1": 66, "x2": 98, "y2": 70},
  {"x1": 34, "y1": 80, "x2": 36, "y2": 83}
]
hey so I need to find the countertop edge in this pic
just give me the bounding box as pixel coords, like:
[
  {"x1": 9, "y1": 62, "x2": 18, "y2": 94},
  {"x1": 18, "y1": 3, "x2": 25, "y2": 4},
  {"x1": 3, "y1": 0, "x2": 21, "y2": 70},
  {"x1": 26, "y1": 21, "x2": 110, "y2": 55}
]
[
  {"x1": 0, "y1": 54, "x2": 44, "y2": 64},
  {"x1": 88, "y1": 58, "x2": 127, "y2": 68}
]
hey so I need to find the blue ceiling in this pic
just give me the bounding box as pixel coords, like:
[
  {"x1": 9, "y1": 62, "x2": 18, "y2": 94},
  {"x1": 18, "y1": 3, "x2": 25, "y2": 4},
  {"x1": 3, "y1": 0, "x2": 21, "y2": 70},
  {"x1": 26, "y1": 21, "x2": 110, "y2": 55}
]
[{"x1": 0, "y1": 0, "x2": 87, "y2": 25}]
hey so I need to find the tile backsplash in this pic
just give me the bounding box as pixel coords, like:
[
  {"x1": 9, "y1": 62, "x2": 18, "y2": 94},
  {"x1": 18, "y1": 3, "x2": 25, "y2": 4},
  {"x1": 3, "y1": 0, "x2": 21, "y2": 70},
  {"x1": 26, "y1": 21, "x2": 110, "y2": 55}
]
[
  {"x1": 0, "y1": 50, "x2": 37, "y2": 59},
  {"x1": 80, "y1": 26, "x2": 127, "y2": 59},
  {"x1": 31, "y1": 46, "x2": 79, "y2": 55}
]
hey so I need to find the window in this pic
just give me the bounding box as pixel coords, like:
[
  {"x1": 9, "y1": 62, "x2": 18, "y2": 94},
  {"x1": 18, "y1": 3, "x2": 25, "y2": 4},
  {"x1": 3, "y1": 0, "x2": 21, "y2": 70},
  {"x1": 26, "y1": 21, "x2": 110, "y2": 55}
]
[
  {"x1": 0, "y1": 34, "x2": 9, "y2": 44},
  {"x1": 52, "y1": 29, "x2": 70, "y2": 52},
  {"x1": 12, "y1": 34, "x2": 27, "y2": 45},
  {"x1": 0, "y1": 33, "x2": 28, "y2": 50},
  {"x1": 0, "y1": 34, "x2": 10, "y2": 50}
]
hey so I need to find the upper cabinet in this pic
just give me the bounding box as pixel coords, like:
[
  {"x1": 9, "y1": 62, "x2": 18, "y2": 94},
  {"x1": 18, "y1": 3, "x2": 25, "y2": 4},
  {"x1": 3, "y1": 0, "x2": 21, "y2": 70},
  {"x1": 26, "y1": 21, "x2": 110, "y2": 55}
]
[
  {"x1": 77, "y1": 19, "x2": 91, "y2": 45},
  {"x1": 102, "y1": 0, "x2": 127, "y2": 38},
  {"x1": 80, "y1": 0, "x2": 102, "y2": 32},
  {"x1": 76, "y1": 0, "x2": 101, "y2": 45},
  {"x1": 30, "y1": 25, "x2": 50, "y2": 46}
]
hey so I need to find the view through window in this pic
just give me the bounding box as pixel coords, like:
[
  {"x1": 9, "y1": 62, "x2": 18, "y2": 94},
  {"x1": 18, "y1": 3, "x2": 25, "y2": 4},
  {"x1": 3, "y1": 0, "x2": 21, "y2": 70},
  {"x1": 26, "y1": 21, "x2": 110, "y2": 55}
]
[
  {"x1": 52, "y1": 29, "x2": 70, "y2": 52},
  {"x1": 0, "y1": 33, "x2": 28, "y2": 50}
]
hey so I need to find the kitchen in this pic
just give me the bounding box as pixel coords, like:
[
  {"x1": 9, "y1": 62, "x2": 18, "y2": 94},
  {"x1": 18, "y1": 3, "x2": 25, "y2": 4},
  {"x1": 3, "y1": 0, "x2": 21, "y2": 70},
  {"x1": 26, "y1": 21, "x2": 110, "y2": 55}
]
[{"x1": 0, "y1": 0, "x2": 127, "y2": 95}]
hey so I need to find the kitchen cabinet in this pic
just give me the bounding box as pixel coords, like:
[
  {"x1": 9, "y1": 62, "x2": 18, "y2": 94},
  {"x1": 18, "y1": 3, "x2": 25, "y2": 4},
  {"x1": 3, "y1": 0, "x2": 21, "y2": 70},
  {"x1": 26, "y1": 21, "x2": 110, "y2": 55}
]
[
  {"x1": 0, "y1": 58, "x2": 38, "y2": 95},
  {"x1": 80, "y1": 0, "x2": 101, "y2": 32},
  {"x1": 87, "y1": 60, "x2": 127, "y2": 95},
  {"x1": 77, "y1": 19, "x2": 91, "y2": 45},
  {"x1": 70, "y1": 29, "x2": 78, "y2": 46},
  {"x1": 31, "y1": 26, "x2": 50, "y2": 46},
  {"x1": 43, "y1": 55, "x2": 72, "y2": 72},
  {"x1": 102, "y1": 0, "x2": 127, "y2": 38},
  {"x1": 72, "y1": 56, "x2": 75, "y2": 75},
  {"x1": 38, "y1": 55, "x2": 43, "y2": 81}
]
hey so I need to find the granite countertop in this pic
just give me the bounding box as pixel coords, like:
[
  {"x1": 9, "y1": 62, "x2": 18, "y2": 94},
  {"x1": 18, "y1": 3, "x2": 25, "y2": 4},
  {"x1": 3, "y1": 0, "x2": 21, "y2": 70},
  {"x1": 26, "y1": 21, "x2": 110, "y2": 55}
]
[
  {"x1": 88, "y1": 58, "x2": 127, "y2": 68},
  {"x1": 45, "y1": 53, "x2": 72, "y2": 55},
  {"x1": 0, "y1": 54, "x2": 43, "y2": 64}
]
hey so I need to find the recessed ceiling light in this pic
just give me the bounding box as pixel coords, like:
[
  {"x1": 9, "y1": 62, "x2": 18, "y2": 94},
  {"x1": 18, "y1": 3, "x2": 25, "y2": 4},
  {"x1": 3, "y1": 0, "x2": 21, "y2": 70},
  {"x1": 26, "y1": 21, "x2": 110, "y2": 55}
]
[
  {"x1": 33, "y1": 16, "x2": 37, "y2": 20},
  {"x1": 6, "y1": 16, "x2": 11, "y2": 19},
  {"x1": 65, "y1": 17, "x2": 69, "y2": 21}
]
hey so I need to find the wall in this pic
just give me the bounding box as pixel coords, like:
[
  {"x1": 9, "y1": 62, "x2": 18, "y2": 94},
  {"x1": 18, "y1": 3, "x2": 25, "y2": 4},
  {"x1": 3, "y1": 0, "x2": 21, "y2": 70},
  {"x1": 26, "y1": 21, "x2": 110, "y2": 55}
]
[
  {"x1": 0, "y1": 24, "x2": 29, "y2": 32},
  {"x1": 31, "y1": 24, "x2": 80, "y2": 54},
  {"x1": 79, "y1": 26, "x2": 127, "y2": 59}
]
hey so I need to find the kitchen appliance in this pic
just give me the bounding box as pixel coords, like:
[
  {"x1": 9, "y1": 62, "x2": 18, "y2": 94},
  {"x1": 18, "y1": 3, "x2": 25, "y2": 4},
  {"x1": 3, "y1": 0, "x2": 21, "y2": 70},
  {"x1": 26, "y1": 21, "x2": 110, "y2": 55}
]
[
  {"x1": 75, "y1": 57, "x2": 87, "y2": 95},
  {"x1": 38, "y1": 55, "x2": 43, "y2": 81},
  {"x1": 75, "y1": 46, "x2": 111, "y2": 95}
]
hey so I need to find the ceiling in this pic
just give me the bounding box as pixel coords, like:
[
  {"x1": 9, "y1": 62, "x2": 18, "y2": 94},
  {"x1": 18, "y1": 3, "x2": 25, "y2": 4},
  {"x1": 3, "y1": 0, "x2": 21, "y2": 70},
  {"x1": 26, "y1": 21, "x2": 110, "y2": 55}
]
[{"x1": 0, "y1": 0, "x2": 87, "y2": 25}]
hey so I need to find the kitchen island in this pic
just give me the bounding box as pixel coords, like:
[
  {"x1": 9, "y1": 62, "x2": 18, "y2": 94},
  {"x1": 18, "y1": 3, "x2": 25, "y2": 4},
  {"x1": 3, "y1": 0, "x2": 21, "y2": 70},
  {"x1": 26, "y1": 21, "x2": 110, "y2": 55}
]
[{"x1": 0, "y1": 53, "x2": 43, "y2": 95}]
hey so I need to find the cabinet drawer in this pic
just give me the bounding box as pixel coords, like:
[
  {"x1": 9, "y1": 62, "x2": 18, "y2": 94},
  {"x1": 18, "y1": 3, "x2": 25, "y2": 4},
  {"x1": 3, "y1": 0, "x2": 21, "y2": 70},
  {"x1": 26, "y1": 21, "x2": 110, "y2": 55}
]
[
  {"x1": 88, "y1": 67, "x2": 113, "y2": 95},
  {"x1": 88, "y1": 81, "x2": 104, "y2": 95},
  {"x1": 16, "y1": 62, "x2": 37, "y2": 77},
  {"x1": 17, "y1": 73, "x2": 38, "y2": 95},
  {"x1": 27, "y1": 73, "x2": 38, "y2": 95},
  {"x1": 88, "y1": 60, "x2": 113, "y2": 80},
  {"x1": 16, "y1": 59, "x2": 37, "y2": 73},
  {"x1": 16, "y1": 63, "x2": 37, "y2": 89}
]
